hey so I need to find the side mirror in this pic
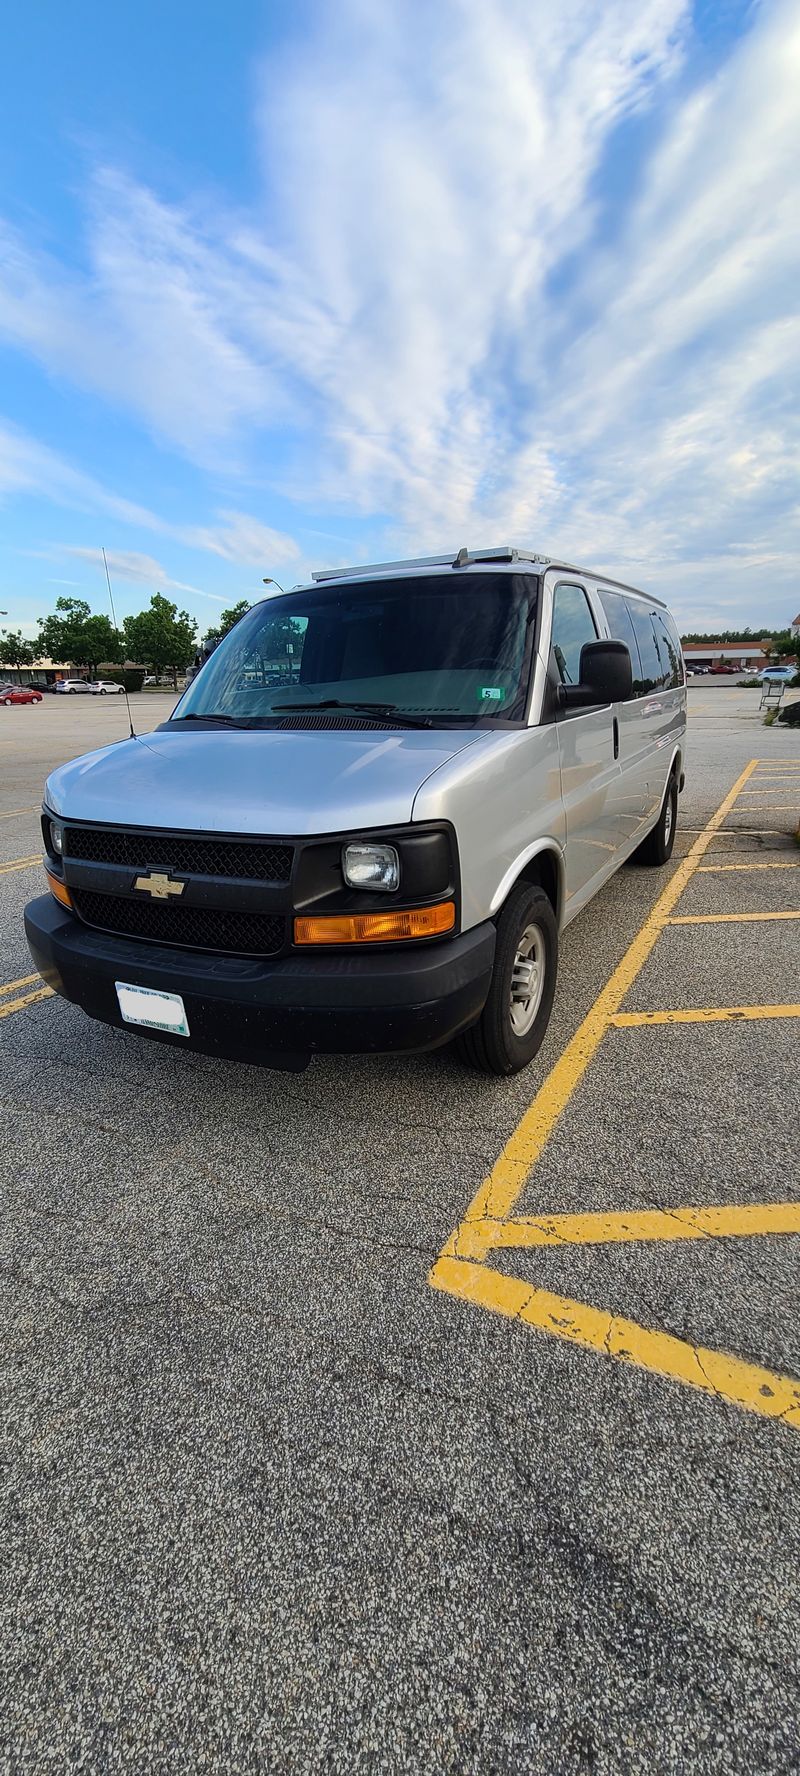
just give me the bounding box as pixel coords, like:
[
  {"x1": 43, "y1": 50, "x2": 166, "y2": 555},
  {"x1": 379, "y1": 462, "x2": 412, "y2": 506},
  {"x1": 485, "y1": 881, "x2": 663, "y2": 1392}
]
[{"x1": 559, "y1": 639, "x2": 633, "y2": 709}]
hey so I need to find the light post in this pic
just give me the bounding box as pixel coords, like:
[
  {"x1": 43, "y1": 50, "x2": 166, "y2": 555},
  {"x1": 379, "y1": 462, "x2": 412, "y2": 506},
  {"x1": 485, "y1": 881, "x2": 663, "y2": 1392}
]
[{"x1": 262, "y1": 577, "x2": 286, "y2": 595}]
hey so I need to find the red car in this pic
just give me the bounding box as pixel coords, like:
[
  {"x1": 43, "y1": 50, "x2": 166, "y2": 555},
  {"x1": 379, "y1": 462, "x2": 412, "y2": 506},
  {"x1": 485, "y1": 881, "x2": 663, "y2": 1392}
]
[{"x1": 0, "y1": 685, "x2": 43, "y2": 705}]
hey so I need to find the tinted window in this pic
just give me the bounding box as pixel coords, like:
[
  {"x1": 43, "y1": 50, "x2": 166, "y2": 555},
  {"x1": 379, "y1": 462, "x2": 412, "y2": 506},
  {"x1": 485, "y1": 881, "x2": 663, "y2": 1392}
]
[
  {"x1": 654, "y1": 611, "x2": 684, "y2": 688},
  {"x1": 551, "y1": 583, "x2": 597, "y2": 687},
  {"x1": 599, "y1": 591, "x2": 641, "y2": 685},
  {"x1": 175, "y1": 572, "x2": 538, "y2": 726},
  {"x1": 627, "y1": 604, "x2": 665, "y2": 695}
]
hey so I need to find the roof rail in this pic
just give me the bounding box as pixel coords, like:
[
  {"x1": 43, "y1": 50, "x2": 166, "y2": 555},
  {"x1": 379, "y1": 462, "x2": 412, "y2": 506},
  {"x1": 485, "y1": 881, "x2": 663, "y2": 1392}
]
[{"x1": 311, "y1": 545, "x2": 550, "y2": 583}]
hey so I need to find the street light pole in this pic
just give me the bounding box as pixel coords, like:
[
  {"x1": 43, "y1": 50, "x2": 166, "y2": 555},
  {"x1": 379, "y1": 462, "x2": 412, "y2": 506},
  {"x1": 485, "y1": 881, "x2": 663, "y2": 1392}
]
[{"x1": 262, "y1": 578, "x2": 286, "y2": 595}]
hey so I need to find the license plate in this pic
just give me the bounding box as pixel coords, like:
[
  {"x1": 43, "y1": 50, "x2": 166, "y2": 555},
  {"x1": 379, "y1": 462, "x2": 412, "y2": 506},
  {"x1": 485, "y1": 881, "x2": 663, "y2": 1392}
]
[{"x1": 115, "y1": 981, "x2": 190, "y2": 1037}]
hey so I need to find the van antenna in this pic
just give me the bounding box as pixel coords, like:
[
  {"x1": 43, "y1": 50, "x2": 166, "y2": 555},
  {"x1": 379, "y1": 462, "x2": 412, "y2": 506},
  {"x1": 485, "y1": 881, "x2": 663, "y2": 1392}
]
[{"x1": 102, "y1": 547, "x2": 136, "y2": 740}]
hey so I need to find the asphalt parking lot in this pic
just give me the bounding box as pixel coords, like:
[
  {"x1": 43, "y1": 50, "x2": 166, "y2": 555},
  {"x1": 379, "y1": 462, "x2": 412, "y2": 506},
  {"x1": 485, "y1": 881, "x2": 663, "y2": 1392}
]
[{"x1": 2, "y1": 685, "x2": 799, "y2": 1774}]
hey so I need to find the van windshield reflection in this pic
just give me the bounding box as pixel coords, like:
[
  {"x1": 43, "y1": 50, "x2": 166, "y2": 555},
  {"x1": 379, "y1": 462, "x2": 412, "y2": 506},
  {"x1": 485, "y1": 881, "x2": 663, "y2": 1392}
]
[{"x1": 175, "y1": 572, "x2": 538, "y2": 727}]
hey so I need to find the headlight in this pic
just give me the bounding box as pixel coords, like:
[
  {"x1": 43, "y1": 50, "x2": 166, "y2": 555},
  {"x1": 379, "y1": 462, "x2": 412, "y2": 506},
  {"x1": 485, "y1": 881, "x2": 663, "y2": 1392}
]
[
  {"x1": 49, "y1": 820, "x2": 64, "y2": 856},
  {"x1": 342, "y1": 841, "x2": 400, "y2": 893}
]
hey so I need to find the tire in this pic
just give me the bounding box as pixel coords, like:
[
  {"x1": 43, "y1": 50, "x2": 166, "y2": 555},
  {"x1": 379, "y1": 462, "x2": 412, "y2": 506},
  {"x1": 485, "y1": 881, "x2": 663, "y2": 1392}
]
[
  {"x1": 456, "y1": 882, "x2": 558, "y2": 1076},
  {"x1": 101, "y1": 688, "x2": 107, "y2": 695},
  {"x1": 3, "y1": 697, "x2": 12, "y2": 706},
  {"x1": 636, "y1": 771, "x2": 678, "y2": 866}
]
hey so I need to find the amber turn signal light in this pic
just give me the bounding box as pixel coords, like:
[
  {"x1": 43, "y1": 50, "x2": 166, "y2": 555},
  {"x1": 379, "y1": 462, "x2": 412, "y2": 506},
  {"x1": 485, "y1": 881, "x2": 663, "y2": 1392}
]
[
  {"x1": 294, "y1": 900, "x2": 456, "y2": 946},
  {"x1": 45, "y1": 865, "x2": 73, "y2": 910}
]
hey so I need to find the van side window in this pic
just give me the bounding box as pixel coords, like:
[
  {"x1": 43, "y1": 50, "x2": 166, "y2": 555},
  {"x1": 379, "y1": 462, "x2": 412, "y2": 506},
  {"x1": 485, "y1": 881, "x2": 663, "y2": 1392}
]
[
  {"x1": 654, "y1": 611, "x2": 684, "y2": 688},
  {"x1": 627, "y1": 604, "x2": 665, "y2": 694},
  {"x1": 551, "y1": 583, "x2": 597, "y2": 687},
  {"x1": 599, "y1": 591, "x2": 642, "y2": 687}
]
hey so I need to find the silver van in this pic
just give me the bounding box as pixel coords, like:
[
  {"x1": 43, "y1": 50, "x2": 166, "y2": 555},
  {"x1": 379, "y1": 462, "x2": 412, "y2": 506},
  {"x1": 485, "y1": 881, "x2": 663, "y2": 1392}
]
[{"x1": 26, "y1": 547, "x2": 686, "y2": 1076}]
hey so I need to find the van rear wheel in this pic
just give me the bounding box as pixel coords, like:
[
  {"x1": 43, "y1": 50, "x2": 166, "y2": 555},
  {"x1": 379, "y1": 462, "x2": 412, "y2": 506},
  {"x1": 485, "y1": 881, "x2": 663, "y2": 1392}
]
[
  {"x1": 456, "y1": 883, "x2": 558, "y2": 1076},
  {"x1": 636, "y1": 771, "x2": 678, "y2": 866}
]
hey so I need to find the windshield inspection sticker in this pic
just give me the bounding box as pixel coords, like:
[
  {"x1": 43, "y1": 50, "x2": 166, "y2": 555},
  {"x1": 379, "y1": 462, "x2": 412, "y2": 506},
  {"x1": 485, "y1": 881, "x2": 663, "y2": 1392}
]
[{"x1": 479, "y1": 686, "x2": 505, "y2": 702}]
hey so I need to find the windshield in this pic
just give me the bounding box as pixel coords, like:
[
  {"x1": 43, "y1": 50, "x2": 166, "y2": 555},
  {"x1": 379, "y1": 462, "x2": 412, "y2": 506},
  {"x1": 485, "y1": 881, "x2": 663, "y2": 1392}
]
[{"x1": 174, "y1": 572, "x2": 538, "y2": 727}]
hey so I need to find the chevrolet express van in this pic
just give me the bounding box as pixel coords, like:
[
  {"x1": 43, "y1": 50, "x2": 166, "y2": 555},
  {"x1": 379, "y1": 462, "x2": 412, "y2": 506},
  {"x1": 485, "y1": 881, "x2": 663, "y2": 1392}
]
[{"x1": 25, "y1": 547, "x2": 686, "y2": 1076}]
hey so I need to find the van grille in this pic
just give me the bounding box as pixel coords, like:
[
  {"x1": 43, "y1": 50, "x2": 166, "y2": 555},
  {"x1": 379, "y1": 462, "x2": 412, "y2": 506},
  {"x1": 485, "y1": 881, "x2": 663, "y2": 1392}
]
[
  {"x1": 64, "y1": 825, "x2": 293, "y2": 884},
  {"x1": 72, "y1": 889, "x2": 285, "y2": 957}
]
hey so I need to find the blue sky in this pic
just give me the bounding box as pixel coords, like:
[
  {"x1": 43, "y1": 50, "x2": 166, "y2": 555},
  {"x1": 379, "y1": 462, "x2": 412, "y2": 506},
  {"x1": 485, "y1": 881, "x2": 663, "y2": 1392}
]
[{"x1": 1, "y1": 0, "x2": 798, "y2": 641}]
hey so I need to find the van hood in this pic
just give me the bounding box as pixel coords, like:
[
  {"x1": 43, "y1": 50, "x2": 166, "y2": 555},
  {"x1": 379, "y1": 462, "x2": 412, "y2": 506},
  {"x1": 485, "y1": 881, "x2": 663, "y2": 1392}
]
[{"x1": 44, "y1": 725, "x2": 486, "y2": 836}]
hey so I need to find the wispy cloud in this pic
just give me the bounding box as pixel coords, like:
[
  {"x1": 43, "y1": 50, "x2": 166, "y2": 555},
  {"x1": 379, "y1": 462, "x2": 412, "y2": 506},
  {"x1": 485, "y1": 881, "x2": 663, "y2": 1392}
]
[
  {"x1": 0, "y1": 419, "x2": 165, "y2": 529},
  {"x1": 0, "y1": 0, "x2": 798, "y2": 624},
  {"x1": 179, "y1": 511, "x2": 301, "y2": 567},
  {"x1": 63, "y1": 546, "x2": 226, "y2": 602}
]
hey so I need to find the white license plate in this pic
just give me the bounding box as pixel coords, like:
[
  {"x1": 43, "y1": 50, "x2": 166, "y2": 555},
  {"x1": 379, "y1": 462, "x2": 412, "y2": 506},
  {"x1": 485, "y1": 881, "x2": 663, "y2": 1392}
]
[{"x1": 115, "y1": 981, "x2": 190, "y2": 1037}]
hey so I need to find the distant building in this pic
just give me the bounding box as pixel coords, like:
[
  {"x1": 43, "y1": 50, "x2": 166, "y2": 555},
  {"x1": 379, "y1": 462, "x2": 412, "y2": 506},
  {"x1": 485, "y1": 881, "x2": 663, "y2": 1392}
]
[
  {"x1": 791, "y1": 613, "x2": 800, "y2": 638},
  {"x1": 681, "y1": 642, "x2": 771, "y2": 670}
]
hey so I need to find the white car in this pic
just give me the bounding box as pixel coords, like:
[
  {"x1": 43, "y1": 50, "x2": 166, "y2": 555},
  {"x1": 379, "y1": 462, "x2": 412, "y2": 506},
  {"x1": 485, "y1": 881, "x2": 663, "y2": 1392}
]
[
  {"x1": 89, "y1": 680, "x2": 125, "y2": 695},
  {"x1": 760, "y1": 665, "x2": 795, "y2": 681},
  {"x1": 56, "y1": 679, "x2": 91, "y2": 694}
]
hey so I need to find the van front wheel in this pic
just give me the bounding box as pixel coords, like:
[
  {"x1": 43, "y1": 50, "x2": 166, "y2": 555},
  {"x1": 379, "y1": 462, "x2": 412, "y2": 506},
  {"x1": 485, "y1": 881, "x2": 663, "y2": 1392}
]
[{"x1": 456, "y1": 884, "x2": 558, "y2": 1076}]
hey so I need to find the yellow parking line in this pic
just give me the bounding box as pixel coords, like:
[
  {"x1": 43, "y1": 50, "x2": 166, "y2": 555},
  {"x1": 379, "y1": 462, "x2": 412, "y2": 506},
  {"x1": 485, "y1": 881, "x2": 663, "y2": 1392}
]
[
  {"x1": 434, "y1": 758, "x2": 758, "y2": 1253},
  {"x1": 736, "y1": 806, "x2": 799, "y2": 813},
  {"x1": 0, "y1": 853, "x2": 41, "y2": 875},
  {"x1": 696, "y1": 861, "x2": 800, "y2": 871},
  {"x1": 470, "y1": 1201, "x2": 800, "y2": 1256},
  {"x1": 667, "y1": 911, "x2": 800, "y2": 924},
  {"x1": 430, "y1": 1259, "x2": 800, "y2": 1429},
  {"x1": 0, "y1": 972, "x2": 42, "y2": 997},
  {"x1": 610, "y1": 1004, "x2": 800, "y2": 1027},
  {"x1": 0, "y1": 806, "x2": 37, "y2": 820},
  {"x1": 0, "y1": 985, "x2": 53, "y2": 1020}
]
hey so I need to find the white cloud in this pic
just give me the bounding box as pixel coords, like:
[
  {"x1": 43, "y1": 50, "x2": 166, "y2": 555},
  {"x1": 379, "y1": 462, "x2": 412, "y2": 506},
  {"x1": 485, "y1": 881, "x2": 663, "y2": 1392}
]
[
  {"x1": 180, "y1": 510, "x2": 301, "y2": 567},
  {"x1": 0, "y1": 420, "x2": 164, "y2": 529},
  {"x1": 62, "y1": 547, "x2": 226, "y2": 602},
  {"x1": 0, "y1": 0, "x2": 798, "y2": 623}
]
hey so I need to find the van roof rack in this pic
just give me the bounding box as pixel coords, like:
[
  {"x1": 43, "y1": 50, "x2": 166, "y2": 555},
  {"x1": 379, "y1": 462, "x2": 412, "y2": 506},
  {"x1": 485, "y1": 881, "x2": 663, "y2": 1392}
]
[{"x1": 311, "y1": 545, "x2": 551, "y2": 583}]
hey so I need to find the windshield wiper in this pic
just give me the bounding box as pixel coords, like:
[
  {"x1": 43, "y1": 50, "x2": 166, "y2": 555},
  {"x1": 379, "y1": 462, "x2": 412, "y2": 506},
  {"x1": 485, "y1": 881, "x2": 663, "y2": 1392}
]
[
  {"x1": 270, "y1": 699, "x2": 434, "y2": 728},
  {"x1": 174, "y1": 712, "x2": 250, "y2": 728}
]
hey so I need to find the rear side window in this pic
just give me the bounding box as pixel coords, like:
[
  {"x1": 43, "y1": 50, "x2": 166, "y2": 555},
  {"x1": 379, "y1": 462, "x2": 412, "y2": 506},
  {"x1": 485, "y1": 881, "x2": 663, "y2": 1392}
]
[
  {"x1": 627, "y1": 604, "x2": 666, "y2": 695},
  {"x1": 654, "y1": 611, "x2": 684, "y2": 688},
  {"x1": 599, "y1": 591, "x2": 642, "y2": 680},
  {"x1": 551, "y1": 583, "x2": 597, "y2": 686}
]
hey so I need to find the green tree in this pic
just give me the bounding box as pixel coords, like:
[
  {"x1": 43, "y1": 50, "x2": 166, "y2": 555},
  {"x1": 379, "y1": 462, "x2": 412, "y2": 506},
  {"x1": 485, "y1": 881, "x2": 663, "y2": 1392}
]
[
  {"x1": 124, "y1": 593, "x2": 197, "y2": 689},
  {"x1": 769, "y1": 629, "x2": 797, "y2": 661},
  {"x1": 37, "y1": 597, "x2": 123, "y2": 674},
  {"x1": 217, "y1": 599, "x2": 252, "y2": 637},
  {"x1": 0, "y1": 629, "x2": 36, "y2": 671}
]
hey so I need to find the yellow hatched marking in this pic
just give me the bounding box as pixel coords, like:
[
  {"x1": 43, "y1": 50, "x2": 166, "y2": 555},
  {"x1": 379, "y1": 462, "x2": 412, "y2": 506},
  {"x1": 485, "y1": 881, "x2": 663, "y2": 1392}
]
[
  {"x1": 610, "y1": 1004, "x2": 800, "y2": 1028},
  {"x1": 667, "y1": 910, "x2": 800, "y2": 925},
  {"x1": 0, "y1": 972, "x2": 42, "y2": 997},
  {"x1": 693, "y1": 856, "x2": 800, "y2": 863},
  {"x1": 0, "y1": 853, "x2": 40, "y2": 875},
  {"x1": 435, "y1": 759, "x2": 758, "y2": 1253},
  {"x1": 430, "y1": 759, "x2": 800, "y2": 1431},
  {"x1": 430, "y1": 1259, "x2": 800, "y2": 1429},
  {"x1": 469, "y1": 1201, "x2": 800, "y2": 1258},
  {"x1": 0, "y1": 985, "x2": 53, "y2": 1020}
]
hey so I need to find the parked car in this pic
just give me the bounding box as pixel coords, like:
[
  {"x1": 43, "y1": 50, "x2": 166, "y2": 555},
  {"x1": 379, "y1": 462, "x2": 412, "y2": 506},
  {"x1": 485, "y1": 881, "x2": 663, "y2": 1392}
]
[
  {"x1": 89, "y1": 680, "x2": 125, "y2": 695},
  {"x1": 55, "y1": 679, "x2": 91, "y2": 694},
  {"x1": 26, "y1": 546, "x2": 687, "y2": 1078},
  {"x1": 760, "y1": 665, "x2": 795, "y2": 681},
  {"x1": 1, "y1": 685, "x2": 43, "y2": 705}
]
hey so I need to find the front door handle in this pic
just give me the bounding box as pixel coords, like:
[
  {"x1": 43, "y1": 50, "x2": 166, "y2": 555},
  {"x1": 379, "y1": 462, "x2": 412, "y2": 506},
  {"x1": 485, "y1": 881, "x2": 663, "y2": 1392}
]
[{"x1": 613, "y1": 716, "x2": 620, "y2": 760}]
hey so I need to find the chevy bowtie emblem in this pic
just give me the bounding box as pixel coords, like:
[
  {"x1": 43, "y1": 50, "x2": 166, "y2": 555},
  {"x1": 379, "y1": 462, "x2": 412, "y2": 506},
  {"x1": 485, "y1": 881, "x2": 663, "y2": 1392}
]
[{"x1": 133, "y1": 871, "x2": 185, "y2": 900}]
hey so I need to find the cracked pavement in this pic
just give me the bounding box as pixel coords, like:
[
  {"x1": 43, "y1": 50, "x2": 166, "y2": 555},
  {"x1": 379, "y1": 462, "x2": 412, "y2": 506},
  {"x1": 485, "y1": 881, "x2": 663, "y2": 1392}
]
[{"x1": 1, "y1": 688, "x2": 800, "y2": 1774}]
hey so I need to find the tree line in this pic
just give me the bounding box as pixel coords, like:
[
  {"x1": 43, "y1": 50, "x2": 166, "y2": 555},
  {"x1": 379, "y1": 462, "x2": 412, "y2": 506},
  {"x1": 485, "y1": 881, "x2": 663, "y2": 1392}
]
[{"x1": 0, "y1": 594, "x2": 254, "y2": 685}]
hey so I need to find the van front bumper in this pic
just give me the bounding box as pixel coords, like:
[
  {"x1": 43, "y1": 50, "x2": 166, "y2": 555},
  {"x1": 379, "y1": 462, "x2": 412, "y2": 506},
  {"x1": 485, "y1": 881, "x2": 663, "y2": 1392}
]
[{"x1": 24, "y1": 894, "x2": 496, "y2": 1071}]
